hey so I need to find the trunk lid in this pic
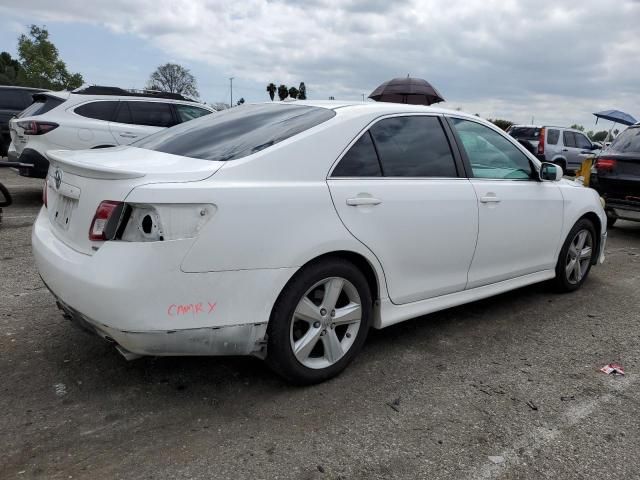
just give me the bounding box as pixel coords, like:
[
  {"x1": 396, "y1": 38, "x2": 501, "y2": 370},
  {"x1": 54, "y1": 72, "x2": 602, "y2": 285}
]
[{"x1": 44, "y1": 146, "x2": 222, "y2": 255}]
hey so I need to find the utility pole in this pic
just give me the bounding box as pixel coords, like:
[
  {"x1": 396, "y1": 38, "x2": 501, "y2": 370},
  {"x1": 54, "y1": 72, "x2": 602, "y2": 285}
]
[
  {"x1": 362, "y1": 93, "x2": 365, "y2": 102},
  {"x1": 229, "y1": 77, "x2": 234, "y2": 107}
]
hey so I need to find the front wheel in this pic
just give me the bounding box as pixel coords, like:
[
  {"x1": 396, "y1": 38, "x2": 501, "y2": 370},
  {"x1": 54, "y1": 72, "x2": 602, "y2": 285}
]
[
  {"x1": 553, "y1": 219, "x2": 596, "y2": 292},
  {"x1": 266, "y1": 259, "x2": 372, "y2": 385}
]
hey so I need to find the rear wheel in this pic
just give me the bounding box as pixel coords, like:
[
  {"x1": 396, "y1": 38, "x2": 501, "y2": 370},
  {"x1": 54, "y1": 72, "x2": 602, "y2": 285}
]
[
  {"x1": 554, "y1": 159, "x2": 567, "y2": 175},
  {"x1": 606, "y1": 211, "x2": 617, "y2": 228},
  {"x1": 553, "y1": 219, "x2": 596, "y2": 292},
  {"x1": 266, "y1": 259, "x2": 372, "y2": 385}
]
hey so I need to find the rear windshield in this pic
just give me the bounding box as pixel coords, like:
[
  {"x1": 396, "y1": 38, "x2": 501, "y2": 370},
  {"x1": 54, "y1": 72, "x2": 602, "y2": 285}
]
[
  {"x1": 17, "y1": 95, "x2": 64, "y2": 118},
  {"x1": 508, "y1": 127, "x2": 540, "y2": 140},
  {"x1": 608, "y1": 126, "x2": 640, "y2": 154},
  {"x1": 134, "y1": 104, "x2": 336, "y2": 161}
]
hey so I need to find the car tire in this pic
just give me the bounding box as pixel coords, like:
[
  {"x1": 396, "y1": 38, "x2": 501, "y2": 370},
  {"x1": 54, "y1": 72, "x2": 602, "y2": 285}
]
[
  {"x1": 606, "y1": 211, "x2": 617, "y2": 228},
  {"x1": 554, "y1": 159, "x2": 567, "y2": 175},
  {"x1": 266, "y1": 258, "x2": 372, "y2": 385},
  {"x1": 553, "y1": 218, "x2": 596, "y2": 292}
]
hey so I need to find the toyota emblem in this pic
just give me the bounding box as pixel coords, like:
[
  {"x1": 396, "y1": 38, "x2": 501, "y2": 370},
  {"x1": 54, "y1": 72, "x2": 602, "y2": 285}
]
[{"x1": 53, "y1": 168, "x2": 62, "y2": 190}]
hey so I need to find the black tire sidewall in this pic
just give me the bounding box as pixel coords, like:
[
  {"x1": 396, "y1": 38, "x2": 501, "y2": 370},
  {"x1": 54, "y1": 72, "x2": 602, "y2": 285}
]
[
  {"x1": 554, "y1": 219, "x2": 596, "y2": 292},
  {"x1": 266, "y1": 259, "x2": 372, "y2": 385}
]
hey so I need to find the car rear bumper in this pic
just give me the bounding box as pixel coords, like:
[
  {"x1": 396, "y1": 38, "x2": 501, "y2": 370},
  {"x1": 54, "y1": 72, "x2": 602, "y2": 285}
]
[
  {"x1": 604, "y1": 198, "x2": 640, "y2": 223},
  {"x1": 32, "y1": 208, "x2": 296, "y2": 357}
]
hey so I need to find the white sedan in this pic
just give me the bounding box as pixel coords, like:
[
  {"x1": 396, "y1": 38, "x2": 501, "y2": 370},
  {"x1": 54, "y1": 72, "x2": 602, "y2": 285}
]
[{"x1": 33, "y1": 101, "x2": 607, "y2": 384}]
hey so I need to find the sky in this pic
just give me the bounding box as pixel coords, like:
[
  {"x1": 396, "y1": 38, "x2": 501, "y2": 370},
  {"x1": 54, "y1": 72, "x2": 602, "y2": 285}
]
[{"x1": 1, "y1": 0, "x2": 639, "y2": 130}]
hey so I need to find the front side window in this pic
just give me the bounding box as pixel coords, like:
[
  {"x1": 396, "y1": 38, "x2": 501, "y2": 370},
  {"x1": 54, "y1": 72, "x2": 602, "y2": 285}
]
[
  {"x1": 332, "y1": 131, "x2": 381, "y2": 177},
  {"x1": 175, "y1": 104, "x2": 212, "y2": 123},
  {"x1": 563, "y1": 131, "x2": 577, "y2": 148},
  {"x1": 135, "y1": 104, "x2": 336, "y2": 161},
  {"x1": 574, "y1": 133, "x2": 592, "y2": 149},
  {"x1": 117, "y1": 101, "x2": 175, "y2": 127},
  {"x1": 547, "y1": 129, "x2": 560, "y2": 145},
  {"x1": 450, "y1": 118, "x2": 533, "y2": 180},
  {"x1": 75, "y1": 101, "x2": 118, "y2": 121},
  {"x1": 369, "y1": 116, "x2": 457, "y2": 177}
]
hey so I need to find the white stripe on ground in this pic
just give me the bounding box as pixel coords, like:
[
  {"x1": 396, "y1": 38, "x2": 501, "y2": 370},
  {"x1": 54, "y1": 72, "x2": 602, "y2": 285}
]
[
  {"x1": 1, "y1": 215, "x2": 38, "y2": 219},
  {"x1": 469, "y1": 374, "x2": 635, "y2": 480}
]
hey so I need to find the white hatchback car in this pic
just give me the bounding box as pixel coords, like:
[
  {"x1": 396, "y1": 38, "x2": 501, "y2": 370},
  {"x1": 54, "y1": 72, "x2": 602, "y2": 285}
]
[
  {"x1": 8, "y1": 86, "x2": 214, "y2": 178},
  {"x1": 33, "y1": 102, "x2": 607, "y2": 384}
]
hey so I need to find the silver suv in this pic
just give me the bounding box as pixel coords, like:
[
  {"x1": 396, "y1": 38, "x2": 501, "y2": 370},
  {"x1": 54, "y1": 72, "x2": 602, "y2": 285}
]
[{"x1": 507, "y1": 125, "x2": 600, "y2": 173}]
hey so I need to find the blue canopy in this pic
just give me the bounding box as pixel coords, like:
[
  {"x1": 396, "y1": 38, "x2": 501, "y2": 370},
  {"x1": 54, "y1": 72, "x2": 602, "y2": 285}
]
[{"x1": 593, "y1": 110, "x2": 637, "y2": 126}]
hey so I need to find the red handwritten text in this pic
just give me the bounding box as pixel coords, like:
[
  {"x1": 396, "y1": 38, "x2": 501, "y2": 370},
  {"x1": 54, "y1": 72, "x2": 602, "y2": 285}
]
[{"x1": 168, "y1": 301, "x2": 217, "y2": 317}]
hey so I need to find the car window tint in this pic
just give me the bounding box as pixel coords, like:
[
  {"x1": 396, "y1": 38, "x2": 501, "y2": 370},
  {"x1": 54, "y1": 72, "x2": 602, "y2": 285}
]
[
  {"x1": 369, "y1": 116, "x2": 457, "y2": 177},
  {"x1": 0, "y1": 90, "x2": 29, "y2": 109},
  {"x1": 16, "y1": 96, "x2": 64, "y2": 118},
  {"x1": 563, "y1": 131, "x2": 577, "y2": 148},
  {"x1": 450, "y1": 118, "x2": 533, "y2": 180},
  {"x1": 135, "y1": 104, "x2": 336, "y2": 161},
  {"x1": 114, "y1": 102, "x2": 132, "y2": 124},
  {"x1": 574, "y1": 133, "x2": 592, "y2": 149},
  {"x1": 608, "y1": 126, "x2": 640, "y2": 154},
  {"x1": 75, "y1": 101, "x2": 118, "y2": 121},
  {"x1": 508, "y1": 127, "x2": 540, "y2": 140},
  {"x1": 125, "y1": 101, "x2": 175, "y2": 127},
  {"x1": 175, "y1": 104, "x2": 212, "y2": 123},
  {"x1": 547, "y1": 129, "x2": 559, "y2": 145},
  {"x1": 332, "y1": 132, "x2": 381, "y2": 177}
]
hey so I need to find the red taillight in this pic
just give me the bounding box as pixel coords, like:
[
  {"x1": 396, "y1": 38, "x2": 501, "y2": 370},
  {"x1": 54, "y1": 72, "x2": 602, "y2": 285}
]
[
  {"x1": 89, "y1": 201, "x2": 123, "y2": 241},
  {"x1": 17, "y1": 120, "x2": 59, "y2": 135},
  {"x1": 596, "y1": 158, "x2": 616, "y2": 172},
  {"x1": 537, "y1": 127, "x2": 546, "y2": 155},
  {"x1": 42, "y1": 179, "x2": 48, "y2": 208}
]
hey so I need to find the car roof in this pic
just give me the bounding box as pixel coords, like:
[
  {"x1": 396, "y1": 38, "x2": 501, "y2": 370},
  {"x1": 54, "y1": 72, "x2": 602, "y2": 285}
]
[
  {"x1": 253, "y1": 100, "x2": 483, "y2": 120},
  {"x1": 0, "y1": 85, "x2": 48, "y2": 92}
]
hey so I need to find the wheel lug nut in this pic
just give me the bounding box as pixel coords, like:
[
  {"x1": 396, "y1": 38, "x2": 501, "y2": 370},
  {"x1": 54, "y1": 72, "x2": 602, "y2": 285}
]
[
  {"x1": 320, "y1": 308, "x2": 327, "y2": 316},
  {"x1": 313, "y1": 321, "x2": 320, "y2": 328},
  {"x1": 320, "y1": 330, "x2": 326, "y2": 336},
  {"x1": 346, "y1": 332, "x2": 351, "y2": 338}
]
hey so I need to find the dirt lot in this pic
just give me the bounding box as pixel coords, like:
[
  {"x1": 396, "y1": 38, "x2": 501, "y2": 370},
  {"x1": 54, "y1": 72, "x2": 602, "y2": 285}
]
[{"x1": 1, "y1": 167, "x2": 639, "y2": 480}]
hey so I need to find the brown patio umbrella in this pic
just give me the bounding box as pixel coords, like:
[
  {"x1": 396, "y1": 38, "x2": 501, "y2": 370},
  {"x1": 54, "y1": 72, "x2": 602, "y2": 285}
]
[{"x1": 369, "y1": 77, "x2": 445, "y2": 105}]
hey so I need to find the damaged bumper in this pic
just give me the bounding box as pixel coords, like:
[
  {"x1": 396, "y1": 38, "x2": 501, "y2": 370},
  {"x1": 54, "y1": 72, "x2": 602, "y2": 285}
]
[{"x1": 55, "y1": 296, "x2": 267, "y2": 358}]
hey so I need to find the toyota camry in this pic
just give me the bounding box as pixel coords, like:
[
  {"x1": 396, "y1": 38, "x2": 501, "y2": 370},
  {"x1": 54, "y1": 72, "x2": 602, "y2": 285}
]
[{"x1": 33, "y1": 101, "x2": 607, "y2": 384}]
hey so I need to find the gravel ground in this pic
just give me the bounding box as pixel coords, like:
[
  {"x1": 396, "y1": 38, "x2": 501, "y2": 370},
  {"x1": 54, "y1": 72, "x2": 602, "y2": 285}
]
[{"x1": 1, "y1": 167, "x2": 639, "y2": 480}]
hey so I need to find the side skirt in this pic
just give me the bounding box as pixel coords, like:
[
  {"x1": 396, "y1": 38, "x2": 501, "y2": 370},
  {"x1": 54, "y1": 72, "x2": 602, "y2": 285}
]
[{"x1": 375, "y1": 270, "x2": 556, "y2": 329}]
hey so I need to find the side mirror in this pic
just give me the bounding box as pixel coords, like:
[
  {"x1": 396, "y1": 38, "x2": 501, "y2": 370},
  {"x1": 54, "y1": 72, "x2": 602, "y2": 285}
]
[{"x1": 539, "y1": 162, "x2": 563, "y2": 181}]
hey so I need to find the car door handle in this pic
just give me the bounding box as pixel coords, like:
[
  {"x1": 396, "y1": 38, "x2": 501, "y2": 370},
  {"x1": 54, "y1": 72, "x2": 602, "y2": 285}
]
[
  {"x1": 346, "y1": 197, "x2": 382, "y2": 206},
  {"x1": 562, "y1": 148, "x2": 568, "y2": 152},
  {"x1": 119, "y1": 133, "x2": 138, "y2": 138},
  {"x1": 480, "y1": 195, "x2": 501, "y2": 203}
]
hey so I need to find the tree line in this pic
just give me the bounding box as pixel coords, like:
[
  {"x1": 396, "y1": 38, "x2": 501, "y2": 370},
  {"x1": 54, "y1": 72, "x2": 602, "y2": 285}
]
[{"x1": 266, "y1": 82, "x2": 307, "y2": 101}]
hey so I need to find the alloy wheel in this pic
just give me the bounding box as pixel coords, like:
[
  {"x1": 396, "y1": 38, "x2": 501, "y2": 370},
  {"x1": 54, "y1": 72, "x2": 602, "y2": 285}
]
[
  {"x1": 290, "y1": 277, "x2": 362, "y2": 369},
  {"x1": 565, "y1": 229, "x2": 593, "y2": 284}
]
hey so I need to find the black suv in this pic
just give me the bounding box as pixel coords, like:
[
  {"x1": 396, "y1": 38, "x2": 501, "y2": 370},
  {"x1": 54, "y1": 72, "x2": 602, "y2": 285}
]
[
  {"x1": 591, "y1": 124, "x2": 640, "y2": 227},
  {"x1": 0, "y1": 86, "x2": 46, "y2": 157}
]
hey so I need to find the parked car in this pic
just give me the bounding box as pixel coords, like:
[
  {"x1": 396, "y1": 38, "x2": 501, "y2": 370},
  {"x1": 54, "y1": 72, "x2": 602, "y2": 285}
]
[
  {"x1": 507, "y1": 125, "x2": 600, "y2": 173},
  {"x1": 8, "y1": 86, "x2": 214, "y2": 178},
  {"x1": 591, "y1": 123, "x2": 640, "y2": 227},
  {"x1": 33, "y1": 102, "x2": 607, "y2": 384},
  {"x1": 0, "y1": 85, "x2": 47, "y2": 157}
]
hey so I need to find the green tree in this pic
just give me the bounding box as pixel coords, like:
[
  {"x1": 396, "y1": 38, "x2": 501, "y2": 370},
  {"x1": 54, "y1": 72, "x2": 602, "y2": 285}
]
[
  {"x1": 277, "y1": 84, "x2": 289, "y2": 101},
  {"x1": 288, "y1": 86, "x2": 299, "y2": 99},
  {"x1": 488, "y1": 118, "x2": 514, "y2": 131},
  {"x1": 266, "y1": 83, "x2": 276, "y2": 101},
  {"x1": 0, "y1": 52, "x2": 26, "y2": 85},
  {"x1": 146, "y1": 63, "x2": 198, "y2": 98},
  {"x1": 18, "y1": 25, "x2": 83, "y2": 90},
  {"x1": 570, "y1": 124, "x2": 585, "y2": 132},
  {"x1": 591, "y1": 130, "x2": 609, "y2": 142},
  {"x1": 298, "y1": 82, "x2": 307, "y2": 100}
]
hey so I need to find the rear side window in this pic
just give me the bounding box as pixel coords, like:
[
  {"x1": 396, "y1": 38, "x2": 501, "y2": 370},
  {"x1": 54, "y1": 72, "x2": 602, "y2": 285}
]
[
  {"x1": 369, "y1": 116, "x2": 457, "y2": 177},
  {"x1": 608, "y1": 126, "x2": 640, "y2": 154},
  {"x1": 135, "y1": 104, "x2": 336, "y2": 161},
  {"x1": 332, "y1": 132, "x2": 381, "y2": 177},
  {"x1": 74, "y1": 101, "x2": 118, "y2": 121},
  {"x1": 175, "y1": 104, "x2": 212, "y2": 123},
  {"x1": 547, "y1": 129, "x2": 559, "y2": 145},
  {"x1": 116, "y1": 101, "x2": 175, "y2": 127},
  {"x1": 16, "y1": 96, "x2": 64, "y2": 118},
  {"x1": 0, "y1": 89, "x2": 29, "y2": 109},
  {"x1": 563, "y1": 131, "x2": 577, "y2": 148}
]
